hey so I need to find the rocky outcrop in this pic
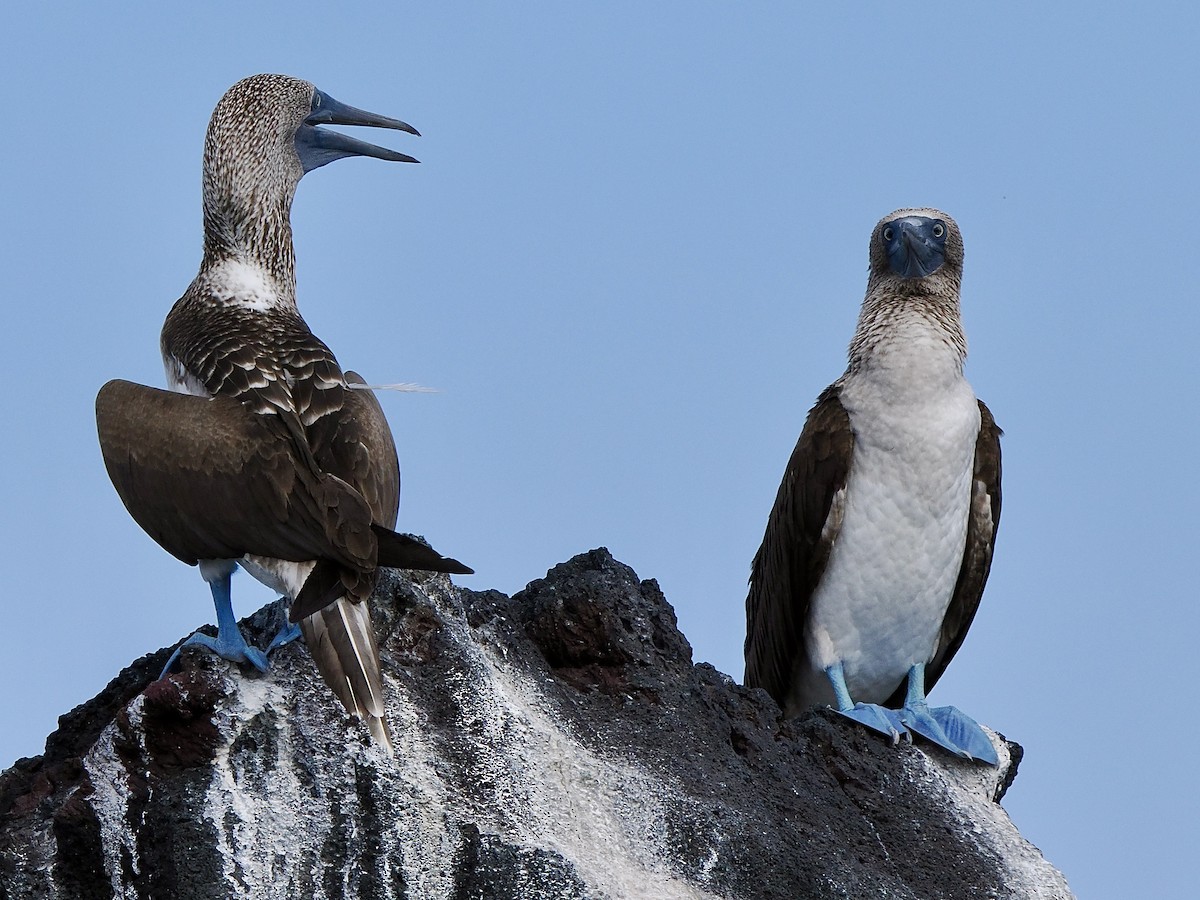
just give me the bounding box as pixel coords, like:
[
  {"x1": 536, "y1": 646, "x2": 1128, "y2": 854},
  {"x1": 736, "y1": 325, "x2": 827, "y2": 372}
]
[{"x1": 0, "y1": 549, "x2": 1072, "y2": 899}]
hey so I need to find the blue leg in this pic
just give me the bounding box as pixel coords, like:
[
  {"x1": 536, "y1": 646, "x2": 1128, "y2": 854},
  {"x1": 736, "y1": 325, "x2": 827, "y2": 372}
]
[
  {"x1": 899, "y1": 664, "x2": 998, "y2": 765},
  {"x1": 825, "y1": 662, "x2": 909, "y2": 744},
  {"x1": 160, "y1": 563, "x2": 269, "y2": 678}
]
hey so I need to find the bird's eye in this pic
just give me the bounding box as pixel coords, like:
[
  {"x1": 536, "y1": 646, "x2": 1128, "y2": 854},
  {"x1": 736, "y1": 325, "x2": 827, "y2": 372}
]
[
  {"x1": 932, "y1": 222, "x2": 945, "y2": 238},
  {"x1": 883, "y1": 227, "x2": 894, "y2": 242}
]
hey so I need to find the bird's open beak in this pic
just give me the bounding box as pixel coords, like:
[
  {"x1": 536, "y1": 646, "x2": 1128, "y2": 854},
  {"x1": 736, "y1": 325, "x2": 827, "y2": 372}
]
[{"x1": 295, "y1": 89, "x2": 420, "y2": 173}]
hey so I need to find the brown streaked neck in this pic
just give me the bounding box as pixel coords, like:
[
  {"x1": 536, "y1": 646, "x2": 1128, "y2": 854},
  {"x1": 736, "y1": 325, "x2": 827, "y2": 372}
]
[
  {"x1": 847, "y1": 274, "x2": 967, "y2": 377},
  {"x1": 198, "y1": 135, "x2": 300, "y2": 304}
]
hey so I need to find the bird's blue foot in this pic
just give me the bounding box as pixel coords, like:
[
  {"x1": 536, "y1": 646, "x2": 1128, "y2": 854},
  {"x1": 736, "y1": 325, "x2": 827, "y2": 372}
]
[
  {"x1": 265, "y1": 620, "x2": 302, "y2": 652},
  {"x1": 159, "y1": 563, "x2": 270, "y2": 678},
  {"x1": 825, "y1": 661, "x2": 910, "y2": 743},
  {"x1": 835, "y1": 703, "x2": 909, "y2": 744},
  {"x1": 900, "y1": 699, "x2": 963, "y2": 756},
  {"x1": 824, "y1": 661, "x2": 998, "y2": 764},
  {"x1": 159, "y1": 630, "x2": 270, "y2": 678},
  {"x1": 900, "y1": 665, "x2": 998, "y2": 765},
  {"x1": 905, "y1": 702, "x2": 998, "y2": 765}
]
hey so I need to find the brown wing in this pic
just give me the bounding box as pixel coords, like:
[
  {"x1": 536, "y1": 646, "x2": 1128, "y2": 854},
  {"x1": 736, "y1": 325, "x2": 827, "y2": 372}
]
[
  {"x1": 885, "y1": 399, "x2": 1002, "y2": 706},
  {"x1": 95, "y1": 379, "x2": 376, "y2": 579},
  {"x1": 163, "y1": 304, "x2": 463, "y2": 572},
  {"x1": 293, "y1": 375, "x2": 400, "y2": 754},
  {"x1": 309, "y1": 371, "x2": 400, "y2": 528},
  {"x1": 744, "y1": 385, "x2": 854, "y2": 705}
]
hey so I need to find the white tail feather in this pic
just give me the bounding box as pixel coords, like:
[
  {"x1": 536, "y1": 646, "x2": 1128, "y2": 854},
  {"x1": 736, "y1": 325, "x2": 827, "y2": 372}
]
[
  {"x1": 345, "y1": 381, "x2": 439, "y2": 393},
  {"x1": 331, "y1": 599, "x2": 384, "y2": 716}
]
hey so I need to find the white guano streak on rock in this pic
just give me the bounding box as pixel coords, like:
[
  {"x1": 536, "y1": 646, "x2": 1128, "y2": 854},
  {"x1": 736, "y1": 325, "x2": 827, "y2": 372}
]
[
  {"x1": 377, "y1": 673, "x2": 458, "y2": 898},
  {"x1": 199, "y1": 647, "x2": 457, "y2": 898},
  {"x1": 204, "y1": 673, "x2": 312, "y2": 899},
  {"x1": 182, "y1": 577, "x2": 726, "y2": 900},
  {"x1": 416, "y1": 580, "x2": 724, "y2": 900},
  {"x1": 906, "y1": 730, "x2": 1075, "y2": 900},
  {"x1": 82, "y1": 694, "x2": 147, "y2": 900}
]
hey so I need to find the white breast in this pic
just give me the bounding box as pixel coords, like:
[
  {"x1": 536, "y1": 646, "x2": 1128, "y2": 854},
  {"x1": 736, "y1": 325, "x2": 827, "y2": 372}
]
[{"x1": 798, "y1": 338, "x2": 981, "y2": 706}]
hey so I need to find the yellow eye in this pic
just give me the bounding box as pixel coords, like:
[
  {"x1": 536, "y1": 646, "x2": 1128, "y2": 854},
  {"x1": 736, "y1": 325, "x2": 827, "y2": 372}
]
[
  {"x1": 932, "y1": 223, "x2": 945, "y2": 238},
  {"x1": 883, "y1": 226, "x2": 894, "y2": 241}
]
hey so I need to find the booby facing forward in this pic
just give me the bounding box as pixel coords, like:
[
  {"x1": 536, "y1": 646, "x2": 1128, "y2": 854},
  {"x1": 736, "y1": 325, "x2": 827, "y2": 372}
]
[
  {"x1": 96, "y1": 74, "x2": 471, "y2": 753},
  {"x1": 744, "y1": 209, "x2": 1001, "y2": 764}
]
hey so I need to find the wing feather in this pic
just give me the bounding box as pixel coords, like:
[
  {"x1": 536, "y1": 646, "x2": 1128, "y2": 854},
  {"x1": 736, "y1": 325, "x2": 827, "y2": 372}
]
[
  {"x1": 96, "y1": 380, "x2": 376, "y2": 586},
  {"x1": 744, "y1": 385, "x2": 854, "y2": 706}
]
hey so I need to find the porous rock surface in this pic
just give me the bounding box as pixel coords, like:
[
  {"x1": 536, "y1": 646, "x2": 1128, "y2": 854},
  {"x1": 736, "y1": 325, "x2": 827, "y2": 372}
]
[{"x1": 0, "y1": 549, "x2": 1073, "y2": 899}]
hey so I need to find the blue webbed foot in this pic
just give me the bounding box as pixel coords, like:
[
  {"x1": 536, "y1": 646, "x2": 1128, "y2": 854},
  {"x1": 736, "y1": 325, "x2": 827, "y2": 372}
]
[
  {"x1": 835, "y1": 703, "x2": 909, "y2": 744},
  {"x1": 930, "y1": 705, "x2": 998, "y2": 765},
  {"x1": 825, "y1": 662, "x2": 911, "y2": 744},
  {"x1": 900, "y1": 664, "x2": 998, "y2": 765},
  {"x1": 159, "y1": 562, "x2": 270, "y2": 679},
  {"x1": 160, "y1": 630, "x2": 270, "y2": 678},
  {"x1": 900, "y1": 699, "x2": 963, "y2": 756},
  {"x1": 825, "y1": 661, "x2": 998, "y2": 764},
  {"x1": 266, "y1": 621, "x2": 302, "y2": 652}
]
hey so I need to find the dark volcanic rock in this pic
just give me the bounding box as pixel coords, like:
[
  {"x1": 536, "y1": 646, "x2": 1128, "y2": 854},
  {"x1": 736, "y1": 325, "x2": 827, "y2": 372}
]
[{"x1": 0, "y1": 549, "x2": 1072, "y2": 899}]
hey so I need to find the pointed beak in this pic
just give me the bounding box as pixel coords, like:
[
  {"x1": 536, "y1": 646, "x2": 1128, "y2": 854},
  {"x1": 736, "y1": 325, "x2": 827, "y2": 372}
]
[{"x1": 295, "y1": 89, "x2": 420, "y2": 173}]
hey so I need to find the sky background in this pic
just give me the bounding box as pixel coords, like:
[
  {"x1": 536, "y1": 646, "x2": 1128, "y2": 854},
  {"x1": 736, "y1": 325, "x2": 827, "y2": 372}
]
[{"x1": 3, "y1": 4, "x2": 1196, "y2": 897}]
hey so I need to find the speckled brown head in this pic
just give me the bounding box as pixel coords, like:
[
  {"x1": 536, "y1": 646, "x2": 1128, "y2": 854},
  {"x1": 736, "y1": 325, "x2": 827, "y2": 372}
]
[
  {"x1": 866, "y1": 208, "x2": 964, "y2": 299},
  {"x1": 199, "y1": 74, "x2": 419, "y2": 279},
  {"x1": 850, "y1": 208, "x2": 968, "y2": 370}
]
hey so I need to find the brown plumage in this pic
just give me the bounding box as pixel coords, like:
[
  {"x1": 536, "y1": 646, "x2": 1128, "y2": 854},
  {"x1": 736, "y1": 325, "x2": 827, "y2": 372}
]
[
  {"x1": 96, "y1": 380, "x2": 379, "y2": 576},
  {"x1": 743, "y1": 386, "x2": 854, "y2": 708},
  {"x1": 744, "y1": 209, "x2": 1002, "y2": 726},
  {"x1": 97, "y1": 74, "x2": 469, "y2": 754}
]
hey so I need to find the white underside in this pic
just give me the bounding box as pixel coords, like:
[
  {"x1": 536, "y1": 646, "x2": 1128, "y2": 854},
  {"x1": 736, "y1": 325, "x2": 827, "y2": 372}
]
[
  {"x1": 795, "y1": 351, "x2": 980, "y2": 708},
  {"x1": 239, "y1": 556, "x2": 313, "y2": 600}
]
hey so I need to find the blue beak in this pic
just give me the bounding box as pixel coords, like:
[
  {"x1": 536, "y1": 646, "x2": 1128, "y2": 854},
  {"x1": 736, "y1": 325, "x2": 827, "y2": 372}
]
[
  {"x1": 885, "y1": 217, "x2": 946, "y2": 279},
  {"x1": 295, "y1": 89, "x2": 420, "y2": 173}
]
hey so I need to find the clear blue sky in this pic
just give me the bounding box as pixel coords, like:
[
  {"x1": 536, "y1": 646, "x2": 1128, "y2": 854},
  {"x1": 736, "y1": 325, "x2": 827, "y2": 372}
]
[{"x1": 3, "y1": 5, "x2": 1196, "y2": 897}]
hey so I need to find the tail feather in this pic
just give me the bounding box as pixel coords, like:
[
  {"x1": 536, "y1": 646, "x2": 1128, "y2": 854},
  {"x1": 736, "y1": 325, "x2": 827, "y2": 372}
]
[
  {"x1": 299, "y1": 596, "x2": 395, "y2": 756},
  {"x1": 372, "y1": 526, "x2": 474, "y2": 575},
  {"x1": 291, "y1": 559, "x2": 347, "y2": 622}
]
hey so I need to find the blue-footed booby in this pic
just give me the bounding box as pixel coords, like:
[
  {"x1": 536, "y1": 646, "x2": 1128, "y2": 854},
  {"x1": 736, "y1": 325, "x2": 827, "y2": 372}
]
[
  {"x1": 95, "y1": 74, "x2": 472, "y2": 754},
  {"x1": 744, "y1": 209, "x2": 1002, "y2": 764}
]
